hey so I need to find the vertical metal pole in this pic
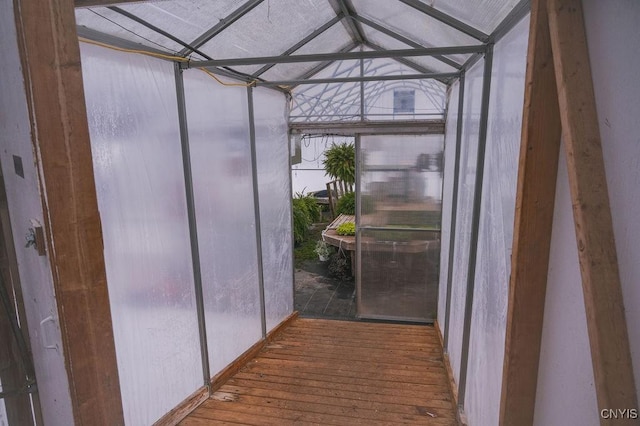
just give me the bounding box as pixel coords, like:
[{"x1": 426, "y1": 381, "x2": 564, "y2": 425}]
[
  {"x1": 355, "y1": 135, "x2": 362, "y2": 316},
  {"x1": 174, "y1": 63, "x2": 211, "y2": 387},
  {"x1": 247, "y1": 86, "x2": 268, "y2": 338},
  {"x1": 443, "y1": 71, "x2": 466, "y2": 351},
  {"x1": 287, "y1": 121, "x2": 296, "y2": 314},
  {"x1": 359, "y1": 46, "x2": 365, "y2": 121},
  {"x1": 457, "y1": 44, "x2": 494, "y2": 408}
]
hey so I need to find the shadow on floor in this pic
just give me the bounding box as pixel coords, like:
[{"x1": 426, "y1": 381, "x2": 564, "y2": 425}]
[{"x1": 294, "y1": 259, "x2": 356, "y2": 320}]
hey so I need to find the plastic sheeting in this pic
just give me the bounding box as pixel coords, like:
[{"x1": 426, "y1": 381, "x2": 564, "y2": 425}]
[
  {"x1": 76, "y1": 1, "x2": 246, "y2": 58},
  {"x1": 199, "y1": 0, "x2": 335, "y2": 76},
  {"x1": 351, "y1": 0, "x2": 477, "y2": 57},
  {"x1": 357, "y1": 134, "x2": 443, "y2": 322},
  {"x1": 291, "y1": 52, "x2": 448, "y2": 122},
  {"x1": 81, "y1": 43, "x2": 202, "y2": 425},
  {"x1": 252, "y1": 87, "x2": 294, "y2": 331},
  {"x1": 362, "y1": 57, "x2": 447, "y2": 120},
  {"x1": 182, "y1": 70, "x2": 263, "y2": 376},
  {"x1": 444, "y1": 57, "x2": 484, "y2": 386},
  {"x1": 360, "y1": 25, "x2": 458, "y2": 74},
  {"x1": 463, "y1": 16, "x2": 528, "y2": 425},
  {"x1": 262, "y1": 23, "x2": 352, "y2": 82},
  {"x1": 426, "y1": 0, "x2": 523, "y2": 34},
  {"x1": 437, "y1": 81, "x2": 460, "y2": 328}
]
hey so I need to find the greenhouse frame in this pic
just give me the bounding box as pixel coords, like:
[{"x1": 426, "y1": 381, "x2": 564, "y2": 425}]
[{"x1": 0, "y1": 0, "x2": 638, "y2": 425}]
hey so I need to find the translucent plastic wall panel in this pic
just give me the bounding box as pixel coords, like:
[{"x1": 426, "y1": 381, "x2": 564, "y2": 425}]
[
  {"x1": 199, "y1": 0, "x2": 335, "y2": 76},
  {"x1": 182, "y1": 70, "x2": 262, "y2": 375},
  {"x1": 437, "y1": 81, "x2": 460, "y2": 329},
  {"x1": 362, "y1": 60, "x2": 447, "y2": 121},
  {"x1": 76, "y1": 8, "x2": 185, "y2": 54},
  {"x1": 252, "y1": 88, "x2": 294, "y2": 331},
  {"x1": 76, "y1": 1, "x2": 246, "y2": 59},
  {"x1": 80, "y1": 44, "x2": 202, "y2": 425},
  {"x1": 261, "y1": 23, "x2": 353, "y2": 82},
  {"x1": 291, "y1": 81, "x2": 362, "y2": 122},
  {"x1": 425, "y1": 0, "x2": 523, "y2": 34},
  {"x1": 361, "y1": 26, "x2": 460, "y2": 73},
  {"x1": 351, "y1": 0, "x2": 478, "y2": 50},
  {"x1": 446, "y1": 58, "x2": 484, "y2": 385},
  {"x1": 290, "y1": 56, "x2": 360, "y2": 120},
  {"x1": 464, "y1": 17, "x2": 528, "y2": 426},
  {"x1": 357, "y1": 135, "x2": 444, "y2": 322}
]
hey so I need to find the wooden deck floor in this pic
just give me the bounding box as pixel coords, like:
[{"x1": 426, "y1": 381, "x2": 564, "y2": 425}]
[{"x1": 180, "y1": 318, "x2": 458, "y2": 425}]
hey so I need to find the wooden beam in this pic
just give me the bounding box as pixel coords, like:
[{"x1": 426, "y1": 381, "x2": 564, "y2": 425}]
[
  {"x1": 14, "y1": 0, "x2": 124, "y2": 424},
  {"x1": 499, "y1": 0, "x2": 562, "y2": 424},
  {"x1": 547, "y1": 0, "x2": 638, "y2": 419}
]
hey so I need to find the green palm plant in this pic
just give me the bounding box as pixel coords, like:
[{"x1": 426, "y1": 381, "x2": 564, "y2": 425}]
[{"x1": 322, "y1": 142, "x2": 355, "y2": 185}]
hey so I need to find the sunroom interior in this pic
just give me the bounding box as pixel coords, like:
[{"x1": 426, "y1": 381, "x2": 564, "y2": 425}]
[{"x1": 0, "y1": 0, "x2": 638, "y2": 425}]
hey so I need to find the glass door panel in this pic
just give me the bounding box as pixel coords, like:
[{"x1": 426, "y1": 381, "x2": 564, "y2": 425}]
[{"x1": 356, "y1": 134, "x2": 443, "y2": 322}]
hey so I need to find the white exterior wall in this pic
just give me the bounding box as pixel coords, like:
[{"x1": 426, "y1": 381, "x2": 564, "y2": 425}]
[
  {"x1": 535, "y1": 1, "x2": 640, "y2": 424},
  {"x1": 0, "y1": 1, "x2": 74, "y2": 425}
]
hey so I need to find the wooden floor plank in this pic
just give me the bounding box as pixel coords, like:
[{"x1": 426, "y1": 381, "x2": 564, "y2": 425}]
[
  {"x1": 276, "y1": 332, "x2": 437, "y2": 347},
  {"x1": 245, "y1": 357, "x2": 447, "y2": 385},
  {"x1": 181, "y1": 318, "x2": 458, "y2": 425},
  {"x1": 233, "y1": 370, "x2": 451, "y2": 396}
]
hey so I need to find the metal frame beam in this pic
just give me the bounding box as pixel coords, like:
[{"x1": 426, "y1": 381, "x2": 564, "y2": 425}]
[
  {"x1": 462, "y1": 0, "x2": 530, "y2": 72},
  {"x1": 328, "y1": 0, "x2": 365, "y2": 44},
  {"x1": 399, "y1": 0, "x2": 489, "y2": 42},
  {"x1": 107, "y1": 6, "x2": 213, "y2": 60},
  {"x1": 488, "y1": 0, "x2": 531, "y2": 43},
  {"x1": 179, "y1": 0, "x2": 264, "y2": 57},
  {"x1": 443, "y1": 71, "x2": 465, "y2": 351},
  {"x1": 173, "y1": 64, "x2": 211, "y2": 388},
  {"x1": 364, "y1": 42, "x2": 454, "y2": 85},
  {"x1": 247, "y1": 87, "x2": 268, "y2": 339},
  {"x1": 184, "y1": 45, "x2": 486, "y2": 68},
  {"x1": 457, "y1": 44, "x2": 494, "y2": 409},
  {"x1": 77, "y1": 26, "x2": 171, "y2": 56},
  {"x1": 77, "y1": 28, "x2": 288, "y2": 94},
  {"x1": 353, "y1": 14, "x2": 462, "y2": 70},
  {"x1": 257, "y1": 72, "x2": 458, "y2": 87},
  {"x1": 253, "y1": 15, "x2": 344, "y2": 77},
  {"x1": 293, "y1": 42, "x2": 359, "y2": 82},
  {"x1": 289, "y1": 120, "x2": 445, "y2": 135}
]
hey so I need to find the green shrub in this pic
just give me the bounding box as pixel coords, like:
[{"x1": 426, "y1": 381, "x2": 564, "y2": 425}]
[
  {"x1": 292, "y1": 193, "x2": 321, "y2": 244},
  {"x1": 335, "y1": 191, "x2": 356, "y2": 215},
  {"x1": 336, "y1": 222, "x2": 356, "y2": 236},
  {"x1": 323, "y1": 143, "x2": 355, "y2": 184},
  {"x1": 300, "y1": 194, "x2": 322, "y2": 223}
]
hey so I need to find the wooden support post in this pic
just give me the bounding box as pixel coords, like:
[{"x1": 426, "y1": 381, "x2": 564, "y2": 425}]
[
  {"x1": 14, "y1": 0, "x2": 124, "y2": 424},
  {"x1": 499, "y1": 0, "x2": 562, "y2": 424},
  {"x1": 547, "y1": 0, "x2": 638, "y2": 420}
]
